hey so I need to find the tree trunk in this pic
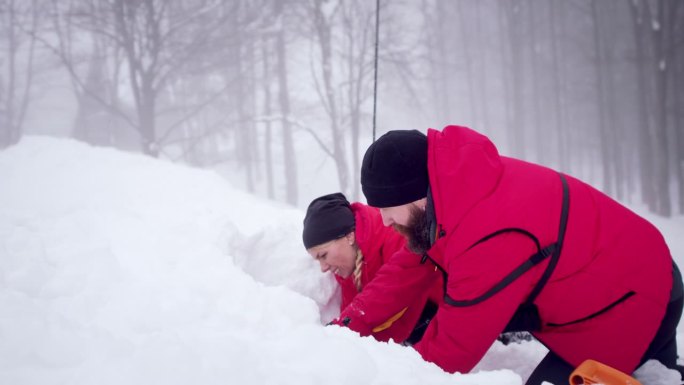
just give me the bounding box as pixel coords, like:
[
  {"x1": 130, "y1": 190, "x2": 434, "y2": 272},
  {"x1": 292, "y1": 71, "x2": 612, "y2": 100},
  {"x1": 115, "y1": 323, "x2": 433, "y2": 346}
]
[
  {"x1": 246, "y1": 34, "x2": 258, "y2": 191},
  {"x1": 262, "y1": 35, "x2": 275, "y2": 200},
  {"x1": 312, "y1": 0, "x2": 349, "y2": 195},
  {"x1": 139, "y1": 80, "x2": 158, "y2": 157},
  {"x1": 341, "y1": 0, "x2": 372, "y2": 202},
  {"x1": 591, "y1": 0, "x2": 614, "y2": 196},
  {"x1": 276, "y1": 1, "x2": 298, "y2": 206},
  {"x1": 434, "y1": 1, "x2": 451, "y2": 121},
  {"x1": 345, "y1": 4, "x2": 360, "y2": 202},
  {"x1": 3, "y1": 0, "x2": 18, "y2": 148},
  {"x1": 72, "y1": 42, "x2": 114, "y2": 147},
  {"x1": 650, "y1": 0, "x2": 672, "y2": 216},
  {"x1": 114, "y1": 0, "x2": 160, "y2": 157},
  {"x1": 497, "y1": 1, "x2": 513, "y2": 146},
  {"x1": 506, "y1": 1, "x2": 526, "y2": 159},
  {"x1": 231, "y1": 2, "x2": 255, "y2": 192},
  {"x1": 455, "y1": 0, "x2": 477, "y2": 127},
  {"x1": 603, "y1": 1, "x2": 623, "y2": 201},
  {"x1": 665, "y1": 0, "x2": 683, "y2": 214},
  {"x1": 529, "y1": 1, "x2": 544, "y2": 165},
  {"x1": 473, "y1": 1, "x2": 490, "y2": 133},
  {"x1": 0, "y1": 0, "x2": 34, "y2": 149},
  {"x1": 628, "y1": 0, "x2": 656, "y2": 211},
  {"x1": 675, "y1": 45, "x2": 684, "y2": 214},
  {"x1": 550, "y1": 0, "x2": 567, "y2": 172},
  {"x1": 675, "y1": 8, "x2": 684, "y2": 214}
]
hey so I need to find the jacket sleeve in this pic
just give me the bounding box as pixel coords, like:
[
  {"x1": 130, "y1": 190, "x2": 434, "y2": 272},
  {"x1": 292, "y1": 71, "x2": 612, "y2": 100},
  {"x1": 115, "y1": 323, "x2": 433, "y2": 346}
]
[
  {"x1": 414, "y1": 234, "x2": 541, "y2": 373},
  {"x1": 336, "y1": 247, "x2": 441, "y2": 339}
]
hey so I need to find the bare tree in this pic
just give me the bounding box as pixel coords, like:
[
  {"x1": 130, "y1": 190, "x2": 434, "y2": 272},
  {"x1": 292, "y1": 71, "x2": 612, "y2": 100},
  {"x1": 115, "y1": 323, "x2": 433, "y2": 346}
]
[
  {"x1": 0, "y1": 0, "x2": 40, "y2": 149},
  {"x1": 274, "y1": 0, "x2": 298, "y2": 205},
  {"x1": 43, "y1": 0, "x2": 235, "y2": 157},
  {"x1": 637, "y1": 0, "x2": 680, "y2": 216},
  {"x1": 229, "y1": 0, "x2": 258, "y2": 192},
  {"x1": 338, "y1": 0, "x2": 377, "y2": 201},
  {"x1": 423, "y1": 0, "x2": 451, "y2": 123},
  {"x1": 306, "y1": 0, "x2": 349, "y2": 195},
  {"x1": 590, "y1": 0, "x2": 615, "y2": 197},
  {"x1": 501, "y1": 0, "x2": 528, "y2": 159},
  {"x1": 70, "y1": 29, "x2": 126, "y2": 147},
  {"x1": 454, "y1": 1, "x2": 478, "y2": 128},
  {"x1": 675, "y1": 7, "x2": 684, "y2": 213},
  {"x1": 528, "y1": 0, "x2": 544, "y2": 164},
  {"x1": 261, "y1": 33, "x2": 275, "y2": 200},
  {"x1": 549, "y1": 0, "x2": 569, "y2": 172}
]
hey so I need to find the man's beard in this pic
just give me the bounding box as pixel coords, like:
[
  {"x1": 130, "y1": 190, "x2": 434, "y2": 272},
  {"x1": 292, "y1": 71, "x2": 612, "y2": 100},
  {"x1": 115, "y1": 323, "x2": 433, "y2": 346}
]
[{"x1": 392, "y1": 205, "x2": 432, "y2": 255}]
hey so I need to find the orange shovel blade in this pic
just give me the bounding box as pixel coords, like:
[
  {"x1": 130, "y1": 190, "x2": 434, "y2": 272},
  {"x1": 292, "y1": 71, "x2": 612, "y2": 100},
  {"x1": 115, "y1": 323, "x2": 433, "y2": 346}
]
[{"x1": 569, "y1": 359, "x2": 642, "y2": 385}]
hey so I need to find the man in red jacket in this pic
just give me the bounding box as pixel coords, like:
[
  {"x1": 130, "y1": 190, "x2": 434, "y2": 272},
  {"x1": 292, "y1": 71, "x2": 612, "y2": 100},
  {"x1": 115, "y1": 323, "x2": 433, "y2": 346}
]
[{"x1": 337, "y1": 126, "x2": 683, "y2": 384}]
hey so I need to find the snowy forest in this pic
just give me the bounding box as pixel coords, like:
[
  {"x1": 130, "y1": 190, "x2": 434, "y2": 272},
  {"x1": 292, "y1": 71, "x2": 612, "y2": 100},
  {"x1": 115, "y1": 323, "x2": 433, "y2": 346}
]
[{"x1": 1, "y1": 0, "x2": 683, "y2": 217}]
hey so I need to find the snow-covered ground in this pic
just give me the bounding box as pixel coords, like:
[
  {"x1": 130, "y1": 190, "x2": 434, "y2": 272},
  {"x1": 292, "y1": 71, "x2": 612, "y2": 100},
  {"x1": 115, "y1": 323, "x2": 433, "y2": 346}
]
[{"x1": 0, "y1": 137, "x2": 681, "y2": 385}]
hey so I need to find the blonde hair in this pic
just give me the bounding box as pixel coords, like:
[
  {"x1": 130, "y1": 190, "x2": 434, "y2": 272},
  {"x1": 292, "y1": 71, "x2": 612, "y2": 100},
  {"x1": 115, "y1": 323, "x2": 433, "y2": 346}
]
[{"x1": 352, "y1": 248, "x2": 364, "y2": 292}]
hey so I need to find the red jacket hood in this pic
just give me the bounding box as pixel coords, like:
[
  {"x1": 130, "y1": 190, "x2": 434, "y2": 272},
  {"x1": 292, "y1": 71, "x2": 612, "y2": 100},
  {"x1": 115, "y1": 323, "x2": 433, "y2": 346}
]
[{"x1": 427, "y1": 126, "x2": 503, "y2": 234}]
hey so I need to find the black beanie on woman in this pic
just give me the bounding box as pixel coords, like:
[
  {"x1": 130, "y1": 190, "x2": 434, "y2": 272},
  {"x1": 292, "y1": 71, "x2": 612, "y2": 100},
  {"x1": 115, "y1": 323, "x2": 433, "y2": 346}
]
[
  {"x1": 361, "y1": 130, "x2": 429, "y2": 208},
  {"x1": 302, "y1": 193, "x2": 356, "y2": 249}
]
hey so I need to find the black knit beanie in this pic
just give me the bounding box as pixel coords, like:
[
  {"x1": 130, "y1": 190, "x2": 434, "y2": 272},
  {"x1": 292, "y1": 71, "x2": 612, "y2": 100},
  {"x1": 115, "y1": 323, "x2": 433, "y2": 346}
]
[
  {"x1": 302, "y1": 193, "x2": 356, "y2": 249},
  {"x1": 361, "y1": 130, "x2": 428, "y2": 208}
]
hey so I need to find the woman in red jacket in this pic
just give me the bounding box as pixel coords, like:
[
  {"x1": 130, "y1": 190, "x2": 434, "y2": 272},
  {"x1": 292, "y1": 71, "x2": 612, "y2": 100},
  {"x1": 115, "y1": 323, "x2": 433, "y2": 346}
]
[
  {"x1": 302, "y1": 193, "x2": 441, "y2": 344},
  {"x1": 337, "y1": 126, "x2": 683, "y2": 384}
]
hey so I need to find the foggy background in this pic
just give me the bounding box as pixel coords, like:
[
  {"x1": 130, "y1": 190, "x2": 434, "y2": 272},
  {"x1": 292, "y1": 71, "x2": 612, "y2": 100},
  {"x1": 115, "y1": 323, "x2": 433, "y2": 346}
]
[{"x1": 1, "y1": 0, "x2": 683, "y2": 217}]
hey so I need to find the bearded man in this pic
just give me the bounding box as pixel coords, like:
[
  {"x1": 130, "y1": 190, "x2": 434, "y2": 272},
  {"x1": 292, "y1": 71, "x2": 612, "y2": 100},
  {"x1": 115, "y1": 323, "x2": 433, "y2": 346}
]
[{"x1": 333, "y1": 126, "x2": 683, "y2": 385}]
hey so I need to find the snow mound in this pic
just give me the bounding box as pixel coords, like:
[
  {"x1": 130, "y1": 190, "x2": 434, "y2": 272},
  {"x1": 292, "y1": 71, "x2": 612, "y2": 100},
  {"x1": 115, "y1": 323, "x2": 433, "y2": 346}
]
[{"x1": 0, "y1": 137, "x2": 521, "y2": 384}]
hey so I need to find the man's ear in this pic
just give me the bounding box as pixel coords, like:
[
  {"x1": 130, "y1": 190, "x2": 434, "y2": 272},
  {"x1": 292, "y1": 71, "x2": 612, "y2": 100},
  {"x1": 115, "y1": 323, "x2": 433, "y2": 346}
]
[{"x1": 418, "y1": 197, "x2": 428, "y2": 211}]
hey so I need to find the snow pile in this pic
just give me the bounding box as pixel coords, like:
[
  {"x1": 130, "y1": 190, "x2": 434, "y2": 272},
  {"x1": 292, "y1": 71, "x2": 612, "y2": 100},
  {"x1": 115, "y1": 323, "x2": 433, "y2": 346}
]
[{"x1": 0, "y1": 137, "x2": 522, "y2": 385}]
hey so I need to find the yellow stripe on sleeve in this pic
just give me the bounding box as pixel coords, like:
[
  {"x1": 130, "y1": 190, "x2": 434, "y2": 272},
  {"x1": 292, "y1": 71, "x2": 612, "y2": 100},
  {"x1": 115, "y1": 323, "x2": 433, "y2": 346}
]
[{"x1": 371, "y1": 307, "x2": 409, "y2": 333}]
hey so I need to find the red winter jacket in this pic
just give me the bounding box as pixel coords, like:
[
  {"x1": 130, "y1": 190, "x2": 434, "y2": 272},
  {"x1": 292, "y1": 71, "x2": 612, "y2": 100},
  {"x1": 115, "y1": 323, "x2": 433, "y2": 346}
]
[
  {"x1": 335, "y1": 202, "x2": 442, "y2": 343},
  {"x1": 340, "y1": 126, "x2": 674, "y2": 374}
]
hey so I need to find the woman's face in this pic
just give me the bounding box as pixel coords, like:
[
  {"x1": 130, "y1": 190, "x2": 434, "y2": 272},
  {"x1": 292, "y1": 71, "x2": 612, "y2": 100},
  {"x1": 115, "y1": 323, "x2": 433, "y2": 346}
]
[{"x1": 307, "y1": 233, "x2": 356, "y2": 278}]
